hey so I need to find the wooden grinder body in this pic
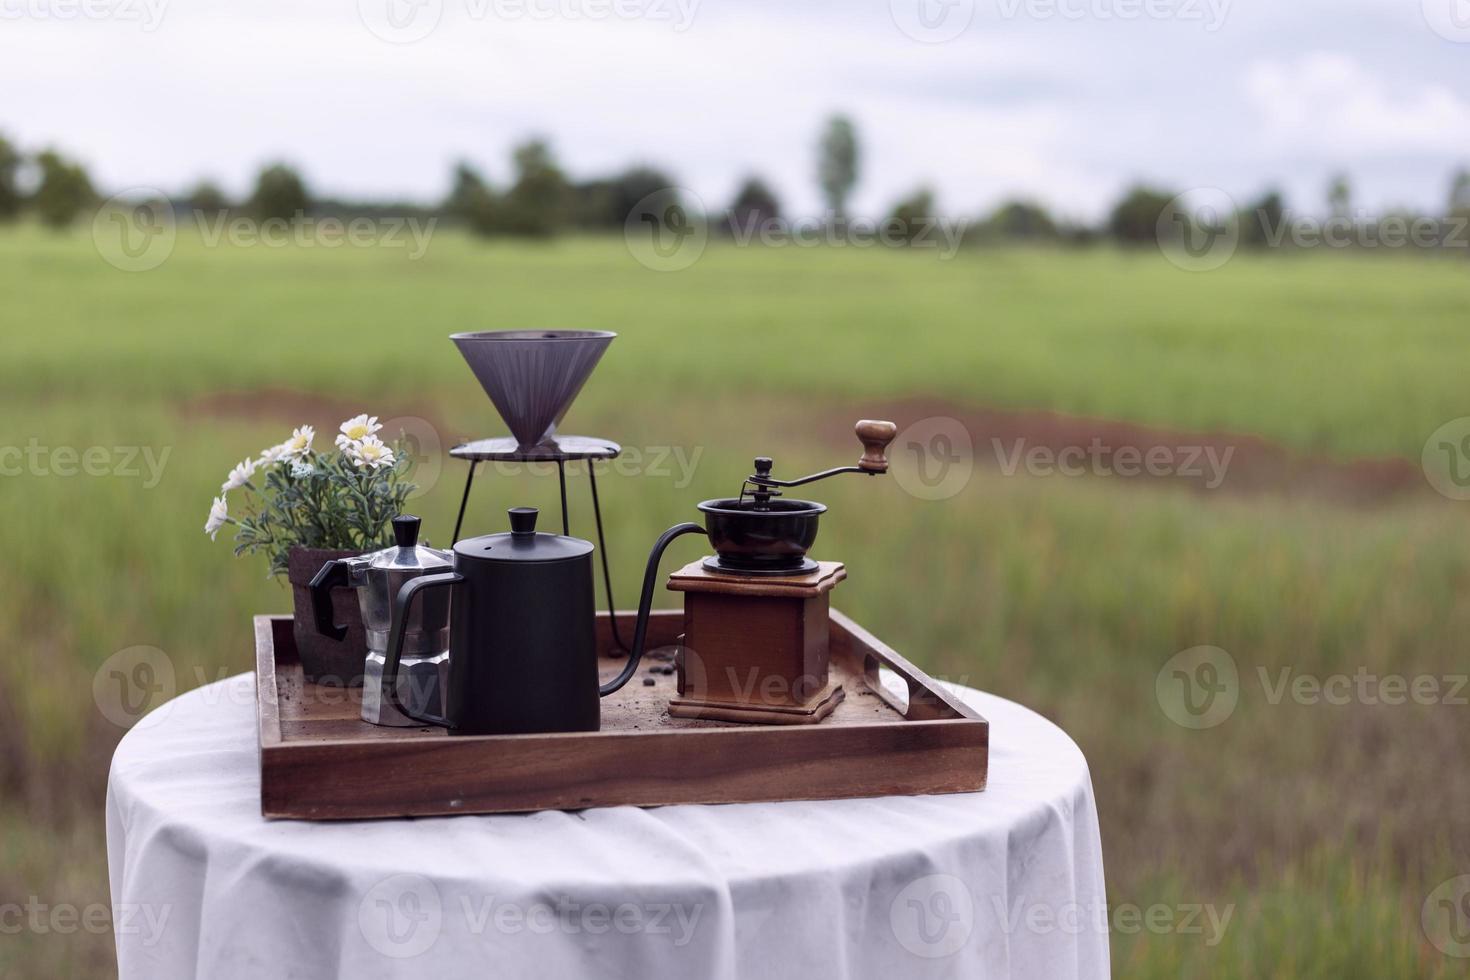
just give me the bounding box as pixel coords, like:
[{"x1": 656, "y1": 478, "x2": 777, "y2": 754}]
[{"x1": 667, "y1": 561, "x2": 847, "y2": 724}]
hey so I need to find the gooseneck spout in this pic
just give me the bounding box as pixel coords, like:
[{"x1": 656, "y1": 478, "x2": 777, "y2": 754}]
[{"x1": 600, "y1": 522, "x2": 707, "y2": 696}]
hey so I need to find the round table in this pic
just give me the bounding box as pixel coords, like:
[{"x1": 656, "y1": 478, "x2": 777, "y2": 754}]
[{"x1": 107, "y1": 673, "x2": 1110, "y2": 979}]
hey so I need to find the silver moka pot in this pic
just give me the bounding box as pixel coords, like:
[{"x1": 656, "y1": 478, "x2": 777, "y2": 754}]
[{"x1": 309, "y1": 516, "x2": 454, "y2": 726}]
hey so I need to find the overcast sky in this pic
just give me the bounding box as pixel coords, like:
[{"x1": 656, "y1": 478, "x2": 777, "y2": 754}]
[{"x1": 3, "y1": 0, "x2": 1468, "y2": 220}]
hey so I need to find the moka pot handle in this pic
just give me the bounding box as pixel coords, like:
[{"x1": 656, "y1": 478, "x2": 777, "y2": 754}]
[{"x1": 308, "y1": 559, "x2": 354, "y2": 642}]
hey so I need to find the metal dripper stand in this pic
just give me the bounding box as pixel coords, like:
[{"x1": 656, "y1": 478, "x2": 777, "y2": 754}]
[{"x1": 447, "y1": 330, "x2": 629, "y2": 651}]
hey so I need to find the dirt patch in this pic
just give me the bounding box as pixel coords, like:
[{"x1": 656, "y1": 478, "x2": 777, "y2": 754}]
[
  {"x1": 187, "y1": 388, "x2": 1428, "y2": 505},
  {"x1": 809, "y1": 396, "x2": 1427, "y2": 505},
  {"x1": 183, "y1": 389, "x2": 455, "y2": 443}
]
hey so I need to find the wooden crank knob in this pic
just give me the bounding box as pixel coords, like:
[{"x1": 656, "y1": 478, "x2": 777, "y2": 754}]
[{"x1": 855, "y1": 420, "x2": 898, "y2": 473}]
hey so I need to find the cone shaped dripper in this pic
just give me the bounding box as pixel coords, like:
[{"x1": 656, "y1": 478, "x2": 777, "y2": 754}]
[{"x1": 452, "y1": 330, "x2": 616, "y2": 450}]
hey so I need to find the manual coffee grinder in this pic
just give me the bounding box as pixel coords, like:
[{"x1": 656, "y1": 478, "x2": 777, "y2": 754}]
[{"x1": 623, "y1": 420, "x2": 898, "y2": 725}]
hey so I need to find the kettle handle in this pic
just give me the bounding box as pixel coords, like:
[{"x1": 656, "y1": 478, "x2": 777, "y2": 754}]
[
  {"x1": 308, "y1": 560, "x2": 353, "y2": 642},
  {"x1": 382, "y1": 572, "x2": 463, "y2": 727},
  {"x1": 600, "y1": 522, "x2": 706, "y2": 697}
]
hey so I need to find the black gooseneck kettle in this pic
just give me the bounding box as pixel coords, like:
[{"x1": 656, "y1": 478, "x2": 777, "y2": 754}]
[{"x1": 380, "y1": 507, "x2": 646, "y2": 735}]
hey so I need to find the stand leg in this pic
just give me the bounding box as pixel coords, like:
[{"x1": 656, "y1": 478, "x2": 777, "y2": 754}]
[
  {"x1": 453, "y1": 460, "x2": 479, "y2": 542},
  {"x1": 588, "y1": 462, "x2": 631, "y2": 654},
  {"x1": 556, "y1": 459, "x2": 570, "y2": 536}
]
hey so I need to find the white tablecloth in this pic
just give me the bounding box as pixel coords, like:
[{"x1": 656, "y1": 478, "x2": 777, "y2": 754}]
[{"x1": 107, "y1": 672, "x2": 1109, "y2": 979}]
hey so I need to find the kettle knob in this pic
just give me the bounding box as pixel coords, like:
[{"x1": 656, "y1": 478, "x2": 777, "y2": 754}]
[
  {"x1": 392, "y1": 515, "x2": 421, "y2": 548},
  {"x1": 508, "y1": 507, "x2": 538, "y2": 536}
]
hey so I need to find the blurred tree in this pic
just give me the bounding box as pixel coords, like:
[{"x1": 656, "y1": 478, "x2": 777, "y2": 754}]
[
  {"x1": 1447, "y1": 169, "x2": 1470, "y2": 218},
  {"x1": 1327, "y1": 173, "x2": 1352, "y2": 220},
  {"x1": 886, "y1": 187, "x2": 935, "y2": 244},
  {"x1": 444, "y1": 161, "x2": 491, "y2": 216},
  {"x1": 1239, "y1": 189, "x2": 1285, "y2": 248},
  {"x1": 817, "y1": 115, "x2": 859, "y2": 223},
  {"x1": 610, "y1": 168, "x2": 679, "y2": 225},
  {"x1": 443, "y1": 161, "x2": 498, "y2": 234},
  {"x1": 499, "y1": 139, "x2": 570, "y2": 237},
  {"x1": 187, "y1": 180, "x2": 230, "y2": 214},
  {"x1": 0, "y1": 134, "x2": 21, "y2": 221},
  {"x1": 725, "y1": 175, "x2": 781, "y2": 235},
  {"x1": 1107, "y1": 185, "x2": 1177, "y2": 244},
  {"x1": 987, "y1": 199, "x2": 1057, "y2": 241},
  {"x1": 33, "y1": 149, "x2": 96, "y2": 229},
  {"x1": 248, "y1": 163, "x2": 310, "y2": 221},
  {"x1": 570, "y1": 166, "x2": 680, "y2": 229},
  {"x1": 570, "y1": 179, "x2": 615, "y2": 229},
  {"x1": 1061, "y1": 223, "x2": 1100, "y2": 246}
]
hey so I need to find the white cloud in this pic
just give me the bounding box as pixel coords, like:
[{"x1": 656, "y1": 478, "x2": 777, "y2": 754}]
[{"x1": 1245, "y1": 52, "x2": 1470, "y2": 156}]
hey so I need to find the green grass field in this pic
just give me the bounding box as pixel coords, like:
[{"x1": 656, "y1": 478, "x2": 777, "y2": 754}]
[{"x1": 3, "y1": 225, "x2": 1468, "y2": 977}]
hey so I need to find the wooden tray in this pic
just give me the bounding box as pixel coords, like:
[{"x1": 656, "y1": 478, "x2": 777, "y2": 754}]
[{"x1": 255, "y1": 610, "x2": 988, "y2": 819}]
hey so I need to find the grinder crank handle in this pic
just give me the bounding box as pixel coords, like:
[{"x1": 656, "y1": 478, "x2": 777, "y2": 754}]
[
  {"x1": 601, "y1": 522, "x2": 706, "y2": 697},
  {"x1": 855, "y1": 419, "x2": 898, "y2": 473},
  {"x1": 745, "y1": 419, "x2": 902, "y2": 493},
  {"x1": 382, "y1": 572, "x2": 463, "y2": 727}
]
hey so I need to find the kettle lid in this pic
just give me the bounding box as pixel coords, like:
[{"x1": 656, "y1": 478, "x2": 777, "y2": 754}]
[
  {"x1": 367, "y1": 515, "x2": 454, "y2": 571},
  {"x1": 454, "y1": 507, "x2": 593, "y2": 563}
]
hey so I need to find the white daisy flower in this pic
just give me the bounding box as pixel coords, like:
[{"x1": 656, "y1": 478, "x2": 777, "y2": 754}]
[
  {"x1": 221, "y1": 457, "x2": 258, "y2": 493},
  {"x1": 257, "y1": 442, "x2": 288, "y2": 465},
  {"x1": 335, "y1": 414, "x2": 382, "y2": 450},
  {"x1": 204, "y1": 496, "x2": 229, "y2": 540},
  {"x1": 279, "y1": 425, "x2": 315, "y2": 460},
  {"x1": 348, "y1": 435, "x2": 396, "y2": 470}
]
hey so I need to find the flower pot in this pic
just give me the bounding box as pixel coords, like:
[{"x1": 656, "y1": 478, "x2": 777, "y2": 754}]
[{"x1": 288, "y1": 546, "x2": 368, "y2": 686}]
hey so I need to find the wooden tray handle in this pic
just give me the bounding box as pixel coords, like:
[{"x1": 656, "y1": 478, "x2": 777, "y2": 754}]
[
  {"x1": 863, "y1": 654, "x2": 960, "y2": 722},
  {"x1": 828, "y1": 609, "x2": 979, "y2": 721}
]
